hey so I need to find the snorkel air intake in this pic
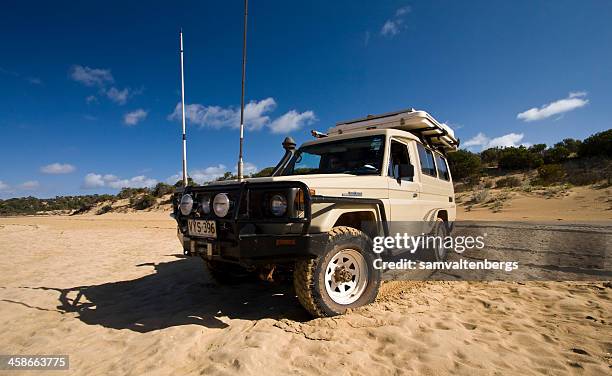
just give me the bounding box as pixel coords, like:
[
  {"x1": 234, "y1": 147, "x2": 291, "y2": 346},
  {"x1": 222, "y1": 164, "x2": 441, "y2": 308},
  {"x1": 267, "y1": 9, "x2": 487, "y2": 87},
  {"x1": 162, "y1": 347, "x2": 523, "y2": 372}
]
[{"x1": 271, "y1": 137, "x2": 296, "y2": 176}]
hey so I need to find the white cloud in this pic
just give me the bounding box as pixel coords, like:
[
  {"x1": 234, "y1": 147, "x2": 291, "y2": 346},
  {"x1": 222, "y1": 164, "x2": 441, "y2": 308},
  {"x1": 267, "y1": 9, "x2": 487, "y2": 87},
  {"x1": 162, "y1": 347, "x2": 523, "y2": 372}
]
[
  {"x1": 381, "y1": 6, "x2": 410, "y2": 37},
  {"x1": 166, "y1": 162, "x2": 259, "y2": 185},
  {"x1": 487, "y1": 133, "x2": 526, "y2": 148},
  {"x1": 233, "y1": 162, "x2": 258, "y2": 176},
  {"x1": 463, "y1": 132, "x2": 527, "y2": 150},
  {"x1": 463, "y1": 132, "x2": 489, "y2": 148},
  {"x1": 20, "y1": 181, "x2": 40, "y2": 190},
  {"x1": 169, "y1": 98, "x2": 277, "y2": 130},
  {"x1": 27, "y1": 77, "x2": 42, "y2": 85},
  {"x1": 190, "y1": 164, "x2": 228, "y2": 184},
  {"x1": 40, "y1": 163, "x2": 76, "y2": 174},
  {"x1": 70, "y1": 65, "x2": 114, "y2": 87},
  {"x1": 83, "y1": 173, "x2": 157, "y2": 190},
  {"x1": 123, "y1": 109, "x2": 148, "y2": 126},
  {"x1": 0, "y1": 181, "x2": 10, "y2": 192},
  {"x1": 85, "y1": 95, "x2": 98, "y2": 104},
  {"x1": 381, "y1": 20, "x2": 401, "y2": 36},
  {"x1": 169, "y1": 98, "x2": 316, "y2": 133},
  {"x1": 517, "y1": 92, "x2": 589, "y2": 122},
  {"x1": 106, "y1": 87, "x2": 130, "y2": 105},
  {"x1": 268, "y1": 110, "x2": 316, "y2": 134},
  {"x1": 244, "y1": 98, "x2": 277, "y2": 130},
  {"x1": 395, "y1": 6, "x2": 411, "y2": 16}
]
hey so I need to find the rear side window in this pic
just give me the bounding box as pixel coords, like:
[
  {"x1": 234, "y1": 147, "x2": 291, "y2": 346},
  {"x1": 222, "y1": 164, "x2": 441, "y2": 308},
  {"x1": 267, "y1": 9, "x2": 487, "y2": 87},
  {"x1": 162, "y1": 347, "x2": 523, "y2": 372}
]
[
  {"x1": 435, "y1": 154, "x2": 450, "y2": 181},
  {"x1": 416, "y1": 143, "x2": 436, "y2": 177}
]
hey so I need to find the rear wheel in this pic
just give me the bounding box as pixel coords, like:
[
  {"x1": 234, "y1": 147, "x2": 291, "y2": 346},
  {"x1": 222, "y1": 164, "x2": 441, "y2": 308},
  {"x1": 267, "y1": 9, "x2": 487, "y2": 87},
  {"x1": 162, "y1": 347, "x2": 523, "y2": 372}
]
[
  {"x1": 432, "y1": 218, "x2": 450, "y2": 261},
  {"x1": 293, "y1": 226, "x2": 381, "y2": 317}
]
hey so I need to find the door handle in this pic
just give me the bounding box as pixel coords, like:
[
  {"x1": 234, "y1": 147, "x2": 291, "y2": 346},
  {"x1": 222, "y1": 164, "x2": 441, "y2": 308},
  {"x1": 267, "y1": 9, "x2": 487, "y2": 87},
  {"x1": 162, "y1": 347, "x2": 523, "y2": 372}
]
[{"x1": 413, "y1": 193, "x2": 418, "y2": 198}]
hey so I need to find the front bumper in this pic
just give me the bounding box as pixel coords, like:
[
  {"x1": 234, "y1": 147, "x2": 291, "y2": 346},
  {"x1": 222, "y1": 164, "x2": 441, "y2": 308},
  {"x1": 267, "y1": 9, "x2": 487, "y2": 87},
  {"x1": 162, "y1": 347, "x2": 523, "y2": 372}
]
[{"x1": 178, "y1": 229, "x2": 329, "y2": 264}]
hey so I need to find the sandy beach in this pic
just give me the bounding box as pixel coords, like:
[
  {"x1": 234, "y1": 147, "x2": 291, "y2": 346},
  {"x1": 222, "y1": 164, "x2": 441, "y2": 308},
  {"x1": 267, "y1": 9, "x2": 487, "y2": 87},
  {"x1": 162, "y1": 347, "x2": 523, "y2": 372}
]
[{"x1": 0, "y1": 210, "x2": 610, "y2": 375}]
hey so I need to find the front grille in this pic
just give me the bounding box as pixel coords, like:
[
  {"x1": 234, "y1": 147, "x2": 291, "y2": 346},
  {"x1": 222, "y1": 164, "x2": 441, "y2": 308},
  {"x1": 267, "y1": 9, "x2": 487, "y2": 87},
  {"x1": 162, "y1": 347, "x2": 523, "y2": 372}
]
[{"x1": 175, "y1": 181, "x2": 312, "y2": 243}]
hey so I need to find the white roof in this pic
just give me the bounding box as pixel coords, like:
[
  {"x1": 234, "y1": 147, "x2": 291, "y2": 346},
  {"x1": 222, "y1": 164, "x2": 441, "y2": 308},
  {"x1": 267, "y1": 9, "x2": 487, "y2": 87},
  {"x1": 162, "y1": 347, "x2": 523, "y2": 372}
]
[{"x1": 328, "y1": 108, "x2": 459, "y2": 152}]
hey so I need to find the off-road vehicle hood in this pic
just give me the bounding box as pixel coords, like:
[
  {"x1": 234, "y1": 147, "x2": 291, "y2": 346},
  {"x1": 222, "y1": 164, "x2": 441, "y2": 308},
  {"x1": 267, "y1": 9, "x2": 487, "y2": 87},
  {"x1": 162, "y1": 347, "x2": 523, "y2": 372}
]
[{"x1": 208, "y1": 174, "x2": 389, "y2": 199}]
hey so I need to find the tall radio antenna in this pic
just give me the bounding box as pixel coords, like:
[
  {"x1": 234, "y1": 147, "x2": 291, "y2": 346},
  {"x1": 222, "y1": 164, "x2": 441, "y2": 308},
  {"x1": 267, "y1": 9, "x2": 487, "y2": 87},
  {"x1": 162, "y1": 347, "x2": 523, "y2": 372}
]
[
  {"x1": 237, "y1": 0, "x2": 248, "y2": 180},
  {"x1": 179, "y1": 29, "x2": 188, "y2": 187}
]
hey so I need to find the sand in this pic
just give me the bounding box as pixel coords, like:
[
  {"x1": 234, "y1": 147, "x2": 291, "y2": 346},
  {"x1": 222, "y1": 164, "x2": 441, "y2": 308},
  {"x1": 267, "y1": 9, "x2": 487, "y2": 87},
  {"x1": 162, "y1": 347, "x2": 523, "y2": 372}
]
[
  {"x1": 0, "y1": 211, "x2": 610, "y2": 375},
  {"x1": 457, "y1": 185, "x2": 612, "y2": 222}
]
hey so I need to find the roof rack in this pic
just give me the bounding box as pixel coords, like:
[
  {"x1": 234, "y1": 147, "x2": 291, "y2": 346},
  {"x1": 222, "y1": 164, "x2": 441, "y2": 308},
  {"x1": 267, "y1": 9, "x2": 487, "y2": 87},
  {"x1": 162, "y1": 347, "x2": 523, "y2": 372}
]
[{"x1": 329, "y1": 108, "x2": 460, "y2": 152}]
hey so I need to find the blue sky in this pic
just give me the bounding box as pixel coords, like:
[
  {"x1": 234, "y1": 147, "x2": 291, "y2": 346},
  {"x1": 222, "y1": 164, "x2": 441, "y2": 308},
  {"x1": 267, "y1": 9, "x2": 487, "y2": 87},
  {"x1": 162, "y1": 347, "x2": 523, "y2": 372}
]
[{"x1": 1, "y1": 0, "x2": 611, "y2": 198}]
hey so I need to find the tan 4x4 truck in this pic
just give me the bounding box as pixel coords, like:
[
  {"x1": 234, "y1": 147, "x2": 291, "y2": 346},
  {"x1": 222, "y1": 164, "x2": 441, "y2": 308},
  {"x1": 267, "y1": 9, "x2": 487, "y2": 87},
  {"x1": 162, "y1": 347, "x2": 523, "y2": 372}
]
[{"x1": 173, "y1": 108, "x2": 459, "y2": 317}]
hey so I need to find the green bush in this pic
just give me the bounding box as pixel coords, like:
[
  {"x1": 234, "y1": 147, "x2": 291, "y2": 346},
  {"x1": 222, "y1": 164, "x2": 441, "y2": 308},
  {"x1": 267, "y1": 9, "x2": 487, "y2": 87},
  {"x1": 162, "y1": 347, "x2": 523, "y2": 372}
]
[
  {"x1": 578, "y1": 129, "x2": 612, "y2": 158},
  {"x1": 536, "y1": 164, "x2": 565, "y2": 186},
  {"x1": 564, "y1": 157, "x2": 612, "y2": 186},
  {"x1": 555, "y1": 138, "x2": 582, "y2": 155},
  {"x1": 543, "y1": 145, "x2": 570, "y2": 164},
  {"x1": 96, "y1": 205, "x2": 113, "y2": 215},
  {"x1": 173, "y1": 177, "x2": 198, "y2": 187},
  {"x1": 447, "y1": 150, "x2": 481, "y2": 180},
  {"x1": 152, "y1": 182, "x2": 174, "y2": 197},
  {"x1": 216, "y1": 172, "x2": 237, "y2": 181},
  {"x1": 250, "y1": 167, "x2": 275, "y2": 178},
  {"x1": 498, "y1": 147, "x2": 543, "y2": 170},
  {"x1": 130, "y1": 194, "x2": 157, "y2": 210},
  {"x1": 480, "y1": 148, "x2": 502, "y2": 165},
  {"x1": 495, "y1": 176, "x2": 522, "y2": 188},
  {"x1": 117, "y1": 187, "x2": 150, "y2": 199}
]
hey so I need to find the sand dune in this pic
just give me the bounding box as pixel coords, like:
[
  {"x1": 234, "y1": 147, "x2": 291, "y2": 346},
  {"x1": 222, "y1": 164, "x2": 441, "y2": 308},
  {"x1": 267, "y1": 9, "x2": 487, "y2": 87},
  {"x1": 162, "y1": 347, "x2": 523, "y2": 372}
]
[{"x1": 0, "y1": 213, "x2": 610, "y2": 375}]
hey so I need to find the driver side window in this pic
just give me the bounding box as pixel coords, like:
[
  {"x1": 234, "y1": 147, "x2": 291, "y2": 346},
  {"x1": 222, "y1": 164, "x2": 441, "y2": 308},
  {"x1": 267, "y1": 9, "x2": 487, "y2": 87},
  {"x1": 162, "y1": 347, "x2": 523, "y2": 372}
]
[{"x1": 388, "y1": 140, "x2": 412, "y2": 181}]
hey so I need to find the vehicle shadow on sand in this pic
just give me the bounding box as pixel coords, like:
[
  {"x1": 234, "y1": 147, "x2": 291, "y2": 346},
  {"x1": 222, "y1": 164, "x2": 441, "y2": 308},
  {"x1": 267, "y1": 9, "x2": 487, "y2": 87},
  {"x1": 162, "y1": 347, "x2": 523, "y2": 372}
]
[{"x1": 15, "y1": 256, "x2": 311, "y2": 332}]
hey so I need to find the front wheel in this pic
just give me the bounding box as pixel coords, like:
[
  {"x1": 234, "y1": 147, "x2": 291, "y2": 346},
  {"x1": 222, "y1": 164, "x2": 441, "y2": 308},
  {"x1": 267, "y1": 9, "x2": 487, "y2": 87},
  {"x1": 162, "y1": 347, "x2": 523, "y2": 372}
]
[{"x1": 293, "y1": 226, "x2": 381, "y2": 317}]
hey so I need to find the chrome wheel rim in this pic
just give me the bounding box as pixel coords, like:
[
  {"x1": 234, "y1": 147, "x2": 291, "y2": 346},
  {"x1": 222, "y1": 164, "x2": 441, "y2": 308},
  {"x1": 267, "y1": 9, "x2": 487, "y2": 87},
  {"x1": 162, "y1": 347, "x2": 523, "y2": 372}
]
[{"x1": 324, "y1": 249, "x2": 368, "y2": 305}]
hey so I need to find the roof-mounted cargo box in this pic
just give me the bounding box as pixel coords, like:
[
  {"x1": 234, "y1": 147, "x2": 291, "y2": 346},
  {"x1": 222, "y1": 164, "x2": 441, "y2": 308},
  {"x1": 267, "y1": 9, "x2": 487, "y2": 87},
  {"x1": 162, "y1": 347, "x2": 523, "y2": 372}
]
[{"x1": 329, "y1": 108, "x2": 460, "y2": 152}]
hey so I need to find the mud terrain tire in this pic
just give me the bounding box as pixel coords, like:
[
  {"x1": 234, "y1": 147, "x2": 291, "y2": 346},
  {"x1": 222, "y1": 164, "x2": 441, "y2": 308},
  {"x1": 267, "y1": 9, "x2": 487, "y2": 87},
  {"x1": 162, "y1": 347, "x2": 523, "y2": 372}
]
[{"x1": 294, "y1": 226, "x2": 381, "y2": 317}]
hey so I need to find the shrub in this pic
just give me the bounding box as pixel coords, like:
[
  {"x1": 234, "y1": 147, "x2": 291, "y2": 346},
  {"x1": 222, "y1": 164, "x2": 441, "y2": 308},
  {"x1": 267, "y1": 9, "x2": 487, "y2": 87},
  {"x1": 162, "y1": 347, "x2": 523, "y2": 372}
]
[
  {"x1": 498, "y1": 147, "x2": 543, "y2": 170},
  {"x1": 528, "y1": 144, "x2": 547, "y2": 155},
  {"x1": 71, "y1": 203, "x2": 94, "y2": 215},
  {"x1": 535, "y1": 164, "x2": 565, "y2": 185},
  {"x1": 447, "y1": 150, "x2": 481, "y2": 181},
  {"x1": 495, "y1": 176, "x2": 522, "y2": 188},
  {"x1": 250, "y1": 167, "x2": 275, "y2": 178},
  {"x1": 130, "y1": 194, "x2": 157, "y2": 210},
  {"x1": 555, "y1": 138, "x2": 582, "y2": 155},
  {"x1": 117, "y1": 187, "x2": 150, "y2": 199},
  {"x1": 480, "y1": 148, "x2": 502, "y2": 165},
  {"x1": 216, "y1": 172, "x2": 236, "y2": 181},
  {"x1": 173, "y1": 177, "x2": 198, "y2": 187},
  {"x1": 97, "y1": 205, "x2": 113, "y2": 215},
  {"x1": 578, "y1": 129, "x2": 612, "y2": 158},
  {"x1": 543, "y1": 145, "x2": 570, "y2": 164},
  {"x1": 470, "y1": 189, "x2": 489, "y2": 204},
  {"x1": 152, "y1": 182, "x2": 174, "y2": 197},
  {"x1": 564, "y1": 157, "x2": 612, "y2": 186}
]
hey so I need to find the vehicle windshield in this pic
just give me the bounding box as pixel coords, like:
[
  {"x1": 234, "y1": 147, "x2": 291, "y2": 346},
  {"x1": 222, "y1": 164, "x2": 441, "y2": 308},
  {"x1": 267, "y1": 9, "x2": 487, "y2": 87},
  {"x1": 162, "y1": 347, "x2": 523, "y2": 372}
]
[{"x1": 282, "y1": 135, "x2": 385, "y2": 176}]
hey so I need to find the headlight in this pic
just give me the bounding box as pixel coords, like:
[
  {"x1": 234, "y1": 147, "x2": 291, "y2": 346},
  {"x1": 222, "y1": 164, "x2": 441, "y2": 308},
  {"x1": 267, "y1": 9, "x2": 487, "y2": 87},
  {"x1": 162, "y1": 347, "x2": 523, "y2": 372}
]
[
  {"x1": 200, "y1": 195, "x2": 211, "y2": 214},
  {"x1": 270, "y1": 194, "x2": 288, "y2": 216},
  {"x1": 213, "y1": 193, "x2": 230, "y2": 217},
  {"x1": 179, "y1": 194, "x2": 193, "y2": 216}
]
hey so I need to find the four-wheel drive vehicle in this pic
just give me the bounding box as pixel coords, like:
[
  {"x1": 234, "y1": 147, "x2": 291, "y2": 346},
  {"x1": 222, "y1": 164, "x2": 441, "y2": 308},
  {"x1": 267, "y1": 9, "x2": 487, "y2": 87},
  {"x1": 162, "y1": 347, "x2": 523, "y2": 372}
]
[{"x1": 173, "y1": 108, "x2": 459, "y2": 317}]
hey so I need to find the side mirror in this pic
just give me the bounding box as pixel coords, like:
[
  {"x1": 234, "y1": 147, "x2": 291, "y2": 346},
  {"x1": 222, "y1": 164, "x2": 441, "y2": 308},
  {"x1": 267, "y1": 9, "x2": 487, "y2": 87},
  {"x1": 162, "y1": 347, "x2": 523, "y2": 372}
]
[{"x1": 398, "y1": 164, "x2": 414, "y2": 181}]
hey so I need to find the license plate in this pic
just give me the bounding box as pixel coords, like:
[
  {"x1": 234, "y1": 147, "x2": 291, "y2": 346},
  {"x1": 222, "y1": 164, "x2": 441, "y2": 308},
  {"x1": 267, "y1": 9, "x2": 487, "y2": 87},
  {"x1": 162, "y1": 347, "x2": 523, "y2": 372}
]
[{"x1": 187, "y1": 219, "x2": 217, "y2": 239}]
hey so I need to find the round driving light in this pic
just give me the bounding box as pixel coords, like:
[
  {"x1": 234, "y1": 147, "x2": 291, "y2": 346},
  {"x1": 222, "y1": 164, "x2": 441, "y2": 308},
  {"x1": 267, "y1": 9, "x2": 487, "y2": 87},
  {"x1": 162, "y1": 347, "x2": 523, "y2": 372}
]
[
  {"x1": 179, "y1": 194, "x2": 193, "y2": 216},
  {"x1": 213, "y1": 193, "x2": 230, "y2": 217},
  {"x1": 270, "y1": 194, "x2": 288, "y2": 216},
  {"x1": 200, "y1": 195, "x2": 211, "y2": 214}
]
